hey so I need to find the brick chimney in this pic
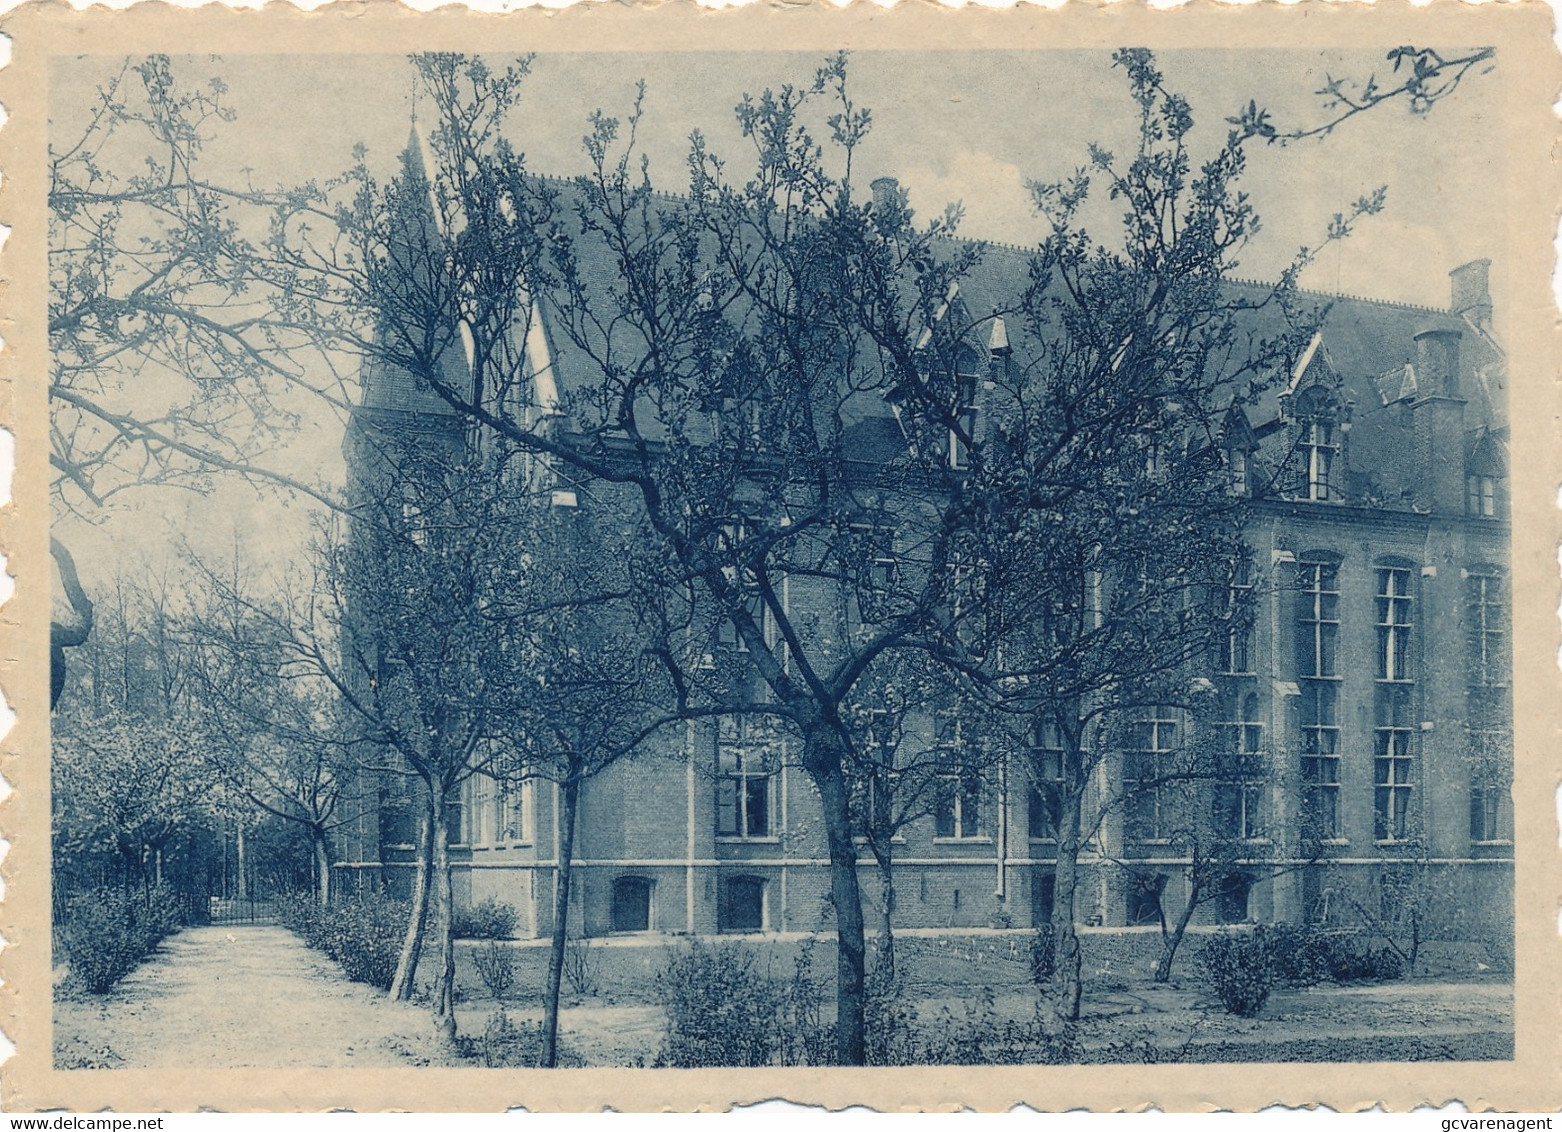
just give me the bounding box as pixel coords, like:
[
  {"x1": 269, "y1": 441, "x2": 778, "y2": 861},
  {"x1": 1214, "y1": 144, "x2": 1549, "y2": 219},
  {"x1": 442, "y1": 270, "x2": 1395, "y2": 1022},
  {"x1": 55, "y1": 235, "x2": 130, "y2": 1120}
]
[
  {"x1": 1413, "y1": 327, "x2": 1462, "y2": 399},
  {"x1": 1410, "y1": 325, "x2": 1465, "y2": 514},
  {"x1": 871, "y1": 176, "x2": 903, "y2": 214},
  {"x1": 1449, "y1": 259, "x2": 1492, "y2": 325}
]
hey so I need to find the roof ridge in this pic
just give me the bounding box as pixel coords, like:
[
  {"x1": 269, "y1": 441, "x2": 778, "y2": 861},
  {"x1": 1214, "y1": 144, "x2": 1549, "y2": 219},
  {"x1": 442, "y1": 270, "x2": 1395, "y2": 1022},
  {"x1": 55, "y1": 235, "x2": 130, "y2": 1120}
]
[
  {"x1": 526, "y1": 170, "x2": 1449, "y2": 316},
  {"x1": 1226, "y1": 275, "x2": 1447, "y2": 315}
]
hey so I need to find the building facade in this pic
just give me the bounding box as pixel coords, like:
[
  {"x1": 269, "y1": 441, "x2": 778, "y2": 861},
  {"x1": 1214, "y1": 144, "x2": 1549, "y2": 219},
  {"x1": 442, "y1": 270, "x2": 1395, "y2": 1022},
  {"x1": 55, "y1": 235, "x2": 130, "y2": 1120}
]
[{"x1": 335, "y1": 144, "x2": 1510, "y2": 944}]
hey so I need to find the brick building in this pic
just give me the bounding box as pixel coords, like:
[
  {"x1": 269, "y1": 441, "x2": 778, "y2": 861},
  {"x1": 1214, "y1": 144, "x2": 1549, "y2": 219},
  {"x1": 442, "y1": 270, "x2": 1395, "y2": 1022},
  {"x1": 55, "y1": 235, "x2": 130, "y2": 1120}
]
[{"x1": 336, "y1": 140, "x2": 1511, "y2": 944}]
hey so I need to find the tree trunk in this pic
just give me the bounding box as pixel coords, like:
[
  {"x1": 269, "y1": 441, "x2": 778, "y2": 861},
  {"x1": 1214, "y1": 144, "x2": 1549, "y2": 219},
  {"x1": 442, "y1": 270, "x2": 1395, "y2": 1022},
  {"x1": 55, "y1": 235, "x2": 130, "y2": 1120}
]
[
  {"x1": 542, "y1": 773, "x2": 580, "y2": 1069},
  {"x1": 432, "y1": 797, "x2": 458, "y2": 1044},
  {"x1": 389, "y1": 788, "x2": 436, "y2": 1002},
  {"x1": 872, "y1": 845, "x2": 896, "y2": 989},
  {"x1": 313, "y1": 830, "x2": 333, "y2": 907},
  {"x1": 1154, "y1": 878, "x2": 1200, "y2": 983},
  {"x1": 805, "y1": 729, "x2": 867, "y2": 1067},
  {"x1": 1050, "y1": 794, "x2": 1085, "y2": 1023}
]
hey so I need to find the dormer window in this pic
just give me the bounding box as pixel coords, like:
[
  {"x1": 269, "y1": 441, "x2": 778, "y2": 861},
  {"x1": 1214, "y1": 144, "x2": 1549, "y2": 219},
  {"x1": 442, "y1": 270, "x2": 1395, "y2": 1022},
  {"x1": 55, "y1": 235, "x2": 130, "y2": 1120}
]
[
  {"x1": 950, "y1": 365, "x2": 978, "y2": 471},
  {"x1": 1300, "y1": 420, "x2": 1338, "y2": 501},
  {"x1": 1228, "y1": 448, "x2": 1249, "y2": 497},
  {"x1": 1288, "y1": 381, "x2": 1345, "y2": 503},
  {"x1": 1465, "y1": 434, "x2": 1505, "y2": 519},
  {"x1": 1466, "y1": 475, "x2": 1497, "y2": 517}
]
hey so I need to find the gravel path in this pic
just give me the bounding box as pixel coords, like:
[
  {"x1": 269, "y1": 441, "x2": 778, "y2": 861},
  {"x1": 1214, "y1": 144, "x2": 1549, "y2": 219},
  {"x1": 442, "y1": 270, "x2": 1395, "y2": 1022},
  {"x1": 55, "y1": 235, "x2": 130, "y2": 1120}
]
[{"x1": 54, "y1": 925, "x2": 447, "y2": 1069}]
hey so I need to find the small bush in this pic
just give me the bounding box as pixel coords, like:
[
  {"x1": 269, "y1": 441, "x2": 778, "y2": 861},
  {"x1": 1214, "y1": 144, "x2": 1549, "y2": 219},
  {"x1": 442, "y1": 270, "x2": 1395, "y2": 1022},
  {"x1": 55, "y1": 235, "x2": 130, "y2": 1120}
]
[
  {"x1": 656, "y1": 941, "x2": 784, "y2": 1068},
  {"x1": 473, "y1": 941, "x2": 517, "y2": 1001},
  {"x1": 562, "y1": 939, "x2": 600, "y2": 998},
  {"x1": 1028, "y1": 924, "x2": 1056, "y2": 988},
  {"x1": 654, "y1": 938, "x2": 834, "y2": 1067},
  {"x1": 1314, "y1": 931, "x2": 1384, "y2": 983},
  {"x1": 451, "y1": 897, "x2": 518, "y2": 940},
  {"x1": 460, "y1": 1009, "x2": 586, "y2": 1068},
  {"x1": 1199, "y1": 928, "x2": 1276, "y2": 1017},
  {"x1": 1263, "y1": 926, "x2": 1407, "y2": 987},
  {"x1": 774, "y1": 936, "x2": 831, "y2": 1068},
  {"x1": 1263, "y1": 924, "x2": 1330, "y2": 988}
]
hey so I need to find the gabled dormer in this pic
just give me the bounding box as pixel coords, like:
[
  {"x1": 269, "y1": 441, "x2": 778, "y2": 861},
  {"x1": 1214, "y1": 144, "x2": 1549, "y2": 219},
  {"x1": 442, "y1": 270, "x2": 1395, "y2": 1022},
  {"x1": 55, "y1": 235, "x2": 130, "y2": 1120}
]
[
  {"x1": 1218, "y1": 402, "x2": 1260, "y2": 498},
  {"x1": 1278, "y1": 331, "x2": 1353, "y2": 503}
]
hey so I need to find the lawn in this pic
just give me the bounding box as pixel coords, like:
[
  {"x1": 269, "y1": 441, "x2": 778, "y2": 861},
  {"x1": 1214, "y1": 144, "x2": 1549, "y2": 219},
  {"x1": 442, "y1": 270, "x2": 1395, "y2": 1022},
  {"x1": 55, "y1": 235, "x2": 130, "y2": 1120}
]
[{"x1": 446, "y1": 928, "x2": 1514, "y2": 1066}]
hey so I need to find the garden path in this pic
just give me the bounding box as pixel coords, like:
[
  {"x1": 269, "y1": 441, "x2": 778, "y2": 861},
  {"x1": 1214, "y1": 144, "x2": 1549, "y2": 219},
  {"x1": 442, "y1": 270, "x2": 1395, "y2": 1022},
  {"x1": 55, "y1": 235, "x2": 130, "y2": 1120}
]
[{"x1": 53, "y1": 925, "x2": 444, "y2": 1069}]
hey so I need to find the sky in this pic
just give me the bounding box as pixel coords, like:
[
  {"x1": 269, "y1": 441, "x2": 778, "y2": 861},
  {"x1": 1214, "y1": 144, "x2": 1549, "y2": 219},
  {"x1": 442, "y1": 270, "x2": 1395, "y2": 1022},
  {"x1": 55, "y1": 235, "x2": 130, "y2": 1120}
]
[{"x1": 48, "y1": 48, "x2": 1507, "y2": 589}]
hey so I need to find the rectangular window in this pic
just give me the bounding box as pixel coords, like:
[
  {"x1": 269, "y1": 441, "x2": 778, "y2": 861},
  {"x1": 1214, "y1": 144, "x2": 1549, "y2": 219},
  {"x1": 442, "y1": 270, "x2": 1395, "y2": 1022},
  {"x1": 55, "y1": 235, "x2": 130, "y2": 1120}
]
[
  {"x1": 400, "y1": 498, "x2": 428, "y2": 547},
  {"x1": 1373, "y1": 682, "x2": 1415, "y2": 842},
  {"x1": 716, "y1": 716, "x2": 776, "y2": 839},
  {"x1": 846, "y1": 523, "x2": 898, "y2": 636},
  {"x1": 1373, "y1": 727, "x2": 1414, "y2": 841},
  {"x1": 1028, "y1": 718, "x2": 1065, "y2": 841},
  {"x1": 1299, "y1": 682, "x2": 1340, "y2": 839},
  {"x1": 1220, "y1": 557, "x2": 1255, "y2": 675},
  {"x1": 718, "y1": 591, "x2": 767, "y2": 652},
  {"x1": 945, "y1": 551, "x2": 986, "y2": 652},
  {"x1": 1125, "y1": 713, "x2": 1178, "y2": 841},
  {"x1": 1469, "y1": 785, "x2": 1503, "y2": 842},
  {"x1": 1215, "y1": 689, "x2": 1265, "y2": 840},
  {"x1": 852, "y1": 709, "x2": 896, "y2": 834},
  {"x1": 1375, "y1": 567, "x2": 1415, "y2": 682},
  {"x1": 934, "y1": 716, "x2": 981, "y2": 839},
  {"x1": 464, "y1": 774, "x2": 501, "y2": 846},
  {"x1": 499, "y1": 780, "x2": 524, "y2": 842},
  {"x1": 1467, "y1": 475, "x2": 1497, "y2": 517},
  {"x1": 1301, "y1": 421, "x2": 1338, "y2": 501},
  {"x1": 715, "y1": 520, "x2": 779, "y2": 655},
  {"x1": 1297, "y1": 561, "x2": 1340, "y2": 678},
  {"x1": 1467, "y1": 571, "x2": 1508, "y2": 686}
]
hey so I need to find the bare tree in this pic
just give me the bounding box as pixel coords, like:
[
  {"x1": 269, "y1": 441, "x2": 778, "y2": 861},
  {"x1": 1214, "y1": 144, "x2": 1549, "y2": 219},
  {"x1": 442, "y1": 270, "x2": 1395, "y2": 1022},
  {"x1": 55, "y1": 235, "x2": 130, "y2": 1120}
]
[
  {"x1": 182, "y1": 546, "x2": 367, "y2": 905},
  {"x1": 960, "y1": 49, "x2": 1388, "y2": 1021}
]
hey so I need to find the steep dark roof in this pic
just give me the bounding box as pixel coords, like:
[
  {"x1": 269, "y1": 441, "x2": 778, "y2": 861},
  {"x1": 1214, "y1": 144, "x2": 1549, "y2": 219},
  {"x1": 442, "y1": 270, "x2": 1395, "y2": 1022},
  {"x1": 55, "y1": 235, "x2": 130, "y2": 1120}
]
[{"x1": 363, "y1": 146, "x2": 1506, "y2": 515}]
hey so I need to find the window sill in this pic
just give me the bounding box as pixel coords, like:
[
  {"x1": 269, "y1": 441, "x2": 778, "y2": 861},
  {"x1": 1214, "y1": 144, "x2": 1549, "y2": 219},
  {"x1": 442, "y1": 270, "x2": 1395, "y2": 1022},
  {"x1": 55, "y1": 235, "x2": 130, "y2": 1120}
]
[
  {"x1": 716, "y1": 835, "x2": 782, "y2": 845},
  {"x1": 932, "y1": 836, "x2": 993, "y2": 846},
  {"x1": 1471, "y1": 839, "x2": 1512, "y2": 847},
  {"x1": 1218, "y1": 671, "x2": 1259, "y2": 679},
  {"x1": 472, "y1": 841, "x2": 533, "y2": 851},
  {"x1": 1374, "y1": 838, "x2": 1417, "y2": 848},
  {"x1": 1028, "y1": 837, "x2": 1059, "y2": 845},
  {"x1": 1374, "y1": 679, "x2": 1416, "y2": 687}
]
